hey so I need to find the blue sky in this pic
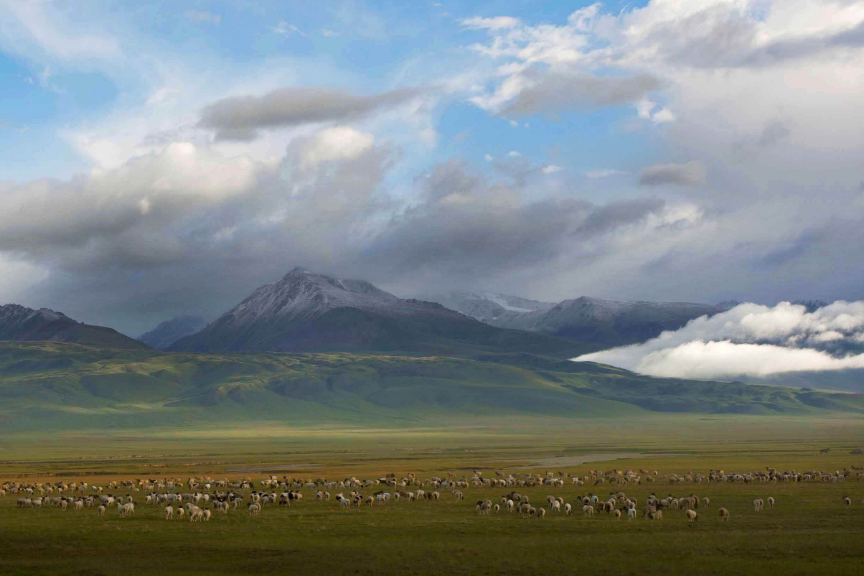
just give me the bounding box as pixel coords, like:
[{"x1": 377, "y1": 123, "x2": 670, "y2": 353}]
[{"x1": 2, "y1": 0, "x2": 864, "y2": 337}]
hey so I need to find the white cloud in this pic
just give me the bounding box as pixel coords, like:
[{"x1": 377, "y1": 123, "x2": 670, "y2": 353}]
[
  {"x1": 321, "y1": 29, "x2": 340, "y2": 37},
  {"x1": 273, "y1": 21, "x2": 306, "y2": 36},
  {"x1": 542, "y1": 165, "x2": 563, "y2": 174},
  {"x1": 294, "y1": 127, "x2": 375, "y2": 174},
  {"x1": 575, "y1": 301, "x2": 864, "y2": 379},
  {"x1": 484, "y1": 153, "x2": 493, "y2": 161},
  {"x1": 461, "y1": 16, "x2": 520, "y2": 31},
  {"x1": 507, "y1": 150, "x2": 521, "y2": 157}
]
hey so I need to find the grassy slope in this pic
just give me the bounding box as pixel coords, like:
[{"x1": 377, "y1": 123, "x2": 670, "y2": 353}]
[{"x1": 1, "y1": 342, "x2": 863, "y2": 431}]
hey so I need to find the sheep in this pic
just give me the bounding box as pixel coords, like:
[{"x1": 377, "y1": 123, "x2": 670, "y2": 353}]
[
  {"x1": 702, "y1": 497, "x2": 710, "y2": 507},
  {"x1": 718, "y1": 508, "x2": 729, "y2": 522},
  {"x1": 178, "y1": 507, "x2": 186, "y2": 519},
  {"x1": 60, "y1": 500, "x2": 68, "y2": 511},
  {"x1": 753, "y1": 498, "x2": 764, "y2": 511},
  {"x1": 248, "y1": 503, "x2": 260, "y2": 516},
  {"x1": 97, "y1": 505, "x2": 106, "y2": 517},
  {"x1": 564, "y1": 503, "x2": 572, "y2": 515},
  {"x1": 686, "y1": 509, "x2": 698, "y2": 522},
  {"x1": 614, "y1": 509, "x2": 621, "y2": 520},
  {"x1": 203, "y1": 509, "x2": 211, "y2": 521},
  {"x1": 767, "y1": 496, "x2": 775, "y2": 509},
  {"x1": 506, "y1": 500, "x2": 515, "y2": 513},
  {"x1": 843, "y1": 496, "x2": 852, "y2": 509},
  {"x1": 583, "y1": 505, "x2": 595, "y2": 517},
  {"x1": 627, "y1": 508, "x2": 637, "y2": 521},
  {"x1": 551, "y1": 500, "x2": 561, "y2": 513},
  {"x1": 537, "y1": 507, "x2": 546, "y2": 519},
  {"x1": 493, "y1": 504, "x2": 500, "y2": 514}
]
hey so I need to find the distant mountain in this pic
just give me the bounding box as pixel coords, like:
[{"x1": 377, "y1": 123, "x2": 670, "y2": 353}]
[
  {"x1": 791, "y1": 300, "x2": 828, "y2": 313},
  {"x1": 427, "y1": 291, "x2": 554, "y2": 325},
  {"x1": 0, "y1": 304, "x2": 148, "y2": 350},
  {"x1": 138, "y1": 316, "x2": 207, "y2": 350},
  {"x1": 2, "y1": 341, "x2": 861, "y2": 431},
  {"x1": 428, "y1": 293, "x2": 721, "y2": 347},
  {"x1": 170, "y1": 268, "x2": 585, "y2": 356}
]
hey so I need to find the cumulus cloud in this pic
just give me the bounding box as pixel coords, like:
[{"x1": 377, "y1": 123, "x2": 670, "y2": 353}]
[
  {"x1": 198, "y1": 86, "x2": 426, "y2": 140},
  {"x1": 575, "y1": 301, "x2": 864, "y2": 379},
  {"x1": 639, "y1": 161, "x2": 706, "y2": 187}
]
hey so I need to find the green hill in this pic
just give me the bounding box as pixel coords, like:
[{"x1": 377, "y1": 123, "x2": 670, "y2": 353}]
[{"x1": 0, "y1": 341, "x2": 862, "y2": 431}]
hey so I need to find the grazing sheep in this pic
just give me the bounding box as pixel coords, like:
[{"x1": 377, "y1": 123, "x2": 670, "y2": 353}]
[
  {"x1": 507, "y1": 500, "x2": 515, "y2": 513},
  {"x1": 97, "y1": 505, "x2": 105, "y2": 517},
  {"x1": 843, "y1": 496, "x2": 852, "y2": 509},
  {"x1": 493, "y1": 504, "x2": 500, "y2": 514},
  {"x1": 627, "y1": 508, "x2": 637, "y2": 521},
  {"x1": 203, "y1": 509, "x2": 211, "y2": 521},
  {"x1": 248, "y1": 503, "x2": 260, "y2": 516},
  {"x1": 686, "y1": 509, "x2": 697, "y2": 522},
  {"x1": 178, "y1": 507, "x2": 185, "y2": 519},
  {"x1": 60, "y1": 500, "x2": 68, "y2": 511},
  {"x1": 753, "y1": 498, "x2": 764, "y2": 511},
  {"x1": 551, "y1": 500, "x2": 561, "y2": 513},
  {"x1": 537, "y1": 507, "x2": 546, "y2": 519},
  {"x1": 583, "y1": 505, "x2": 594, "y2": 516},
  {"x1": 165, "y1": 505, "x2": 173, "y2": 519},
  {"x1": 719, "y1": 508, "x2": 729, "y2": 522},
  {"x1": 767, "y1": 496, "x2": 775, "y2": 509},
  {"x1": 702, "y1": 497, "x2": 710, "y2": 507},
  {"x1": 564, "y1": 503, "x2": 572, "y2": 515},
  {"x1": 614, "y1": 509, "x2": 621, "y2": 520}
]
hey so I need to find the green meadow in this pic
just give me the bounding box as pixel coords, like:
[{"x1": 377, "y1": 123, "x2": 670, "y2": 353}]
[{"x1": 1, "y1": 415, "x2": 863, "y2": 575}]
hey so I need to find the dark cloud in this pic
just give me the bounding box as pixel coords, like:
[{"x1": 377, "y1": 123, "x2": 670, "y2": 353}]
[
  {"x1": 198, "y1": 86, "x2": 426, "y2": 140},
  {"x1": 639, "y1": 161, "x2": 706, "y2": 187},
  {"x1": 499, "y1": 70, "x2": 662, "y2": 117}
]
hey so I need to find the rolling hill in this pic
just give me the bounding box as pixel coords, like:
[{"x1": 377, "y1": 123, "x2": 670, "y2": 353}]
[
  {"x1": 0, "y1": 341, "x2": 861, "y2": 431},
  {"x1": 0, "y1": 304, "x2": 149, "y2": 351},
  {"x1": 170, "y1": 268, "x2": 588, "y2": 357}
]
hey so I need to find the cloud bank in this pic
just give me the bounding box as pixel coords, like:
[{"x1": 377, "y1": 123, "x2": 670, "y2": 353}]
[{"x1": 575, "y1": 301, "x2": 864, "y2": 379}]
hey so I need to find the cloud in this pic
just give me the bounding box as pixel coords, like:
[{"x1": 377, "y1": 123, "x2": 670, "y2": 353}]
[
  {"x1": 273, "y1": 21, "x2": 306, "y2": 36},
  {"x1": 461, "y1": 16, "x2": 520, "y2": 31},
  {"x1": 586, "y1": 169, "x2": 624, "y2": 179},
  {"x1": 198, "y1": 86, "x2": 426, "y2": 140},
  {"x1": 185, "y1": 11, "x2": 221, "y2": 25},
  {"x1": 542, "y1": 165, "x2": 563, "y2": 174},
  {"x1": 473, "y1": 70, "x2": 662, "y2": 116},
  {"x1": 639, "y1": 161, "x2": 706, "y2": 186},
  {"x1": 575, "y1": 300, "x2": 864, "y2": 379}
]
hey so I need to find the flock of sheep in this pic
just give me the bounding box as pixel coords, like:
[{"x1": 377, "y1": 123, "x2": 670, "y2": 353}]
[{"x1": 3, "y1": 465, "x2": 862, "y2": 525}]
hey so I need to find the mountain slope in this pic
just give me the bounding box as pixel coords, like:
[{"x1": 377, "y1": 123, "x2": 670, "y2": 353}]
[
  {"x1": 138, "y1": 316, "x2": 207, "y2": 350},
  {"x1": 0, "y1": 304, "x2": 148, "y2": 350},
  {"x1": 0, "y1": 341, "x2": 862, "y2": 431},
  {"x1": 170, "y1": 268, "x2": 587, "y2": 357}
]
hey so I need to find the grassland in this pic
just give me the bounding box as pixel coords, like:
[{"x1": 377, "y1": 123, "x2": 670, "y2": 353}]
[{"x1": 1, "y1": 415, "x2": 863, "y2": 575}]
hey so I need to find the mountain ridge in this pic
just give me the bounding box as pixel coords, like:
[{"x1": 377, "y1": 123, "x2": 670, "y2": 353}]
[{"x1": 0, "y1": 303, "x2": 148, "y2": 350}]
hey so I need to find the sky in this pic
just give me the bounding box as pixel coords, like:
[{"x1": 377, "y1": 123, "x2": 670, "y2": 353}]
[{"x1": 2, "y1": 0, "x2": 864, "y2": 338}]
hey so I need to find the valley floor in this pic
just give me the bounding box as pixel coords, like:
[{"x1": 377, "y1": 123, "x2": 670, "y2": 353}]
[{"x1": 1, "y1": 415, "x2": 863, "y2": 575}]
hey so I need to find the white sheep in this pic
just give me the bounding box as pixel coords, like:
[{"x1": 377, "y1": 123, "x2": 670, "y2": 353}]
[
  {"x1": 165, "y1": 505, "x2": 173, "y2": 519},
  {"x1": 686, "y1": 509, "x2": 697, "y2": 522},
  {"x1": 627, "y1": 508, "x2": 636, "y2": 521},
  {"x1": 564, "y1": 503, "x2": 572, "y2": 515},
  {"x1": 583, "y1": 505, "x2": 594, "y2": 516},
  {"x1": 767, "y1": 496, "x2": 775, "y2": 509},
  {"x1": 97, "y1": 505, "x2": 106, "y2": 517},
  {"x1": 719, "y1": 508, "x2": 729, "y2": 522}
]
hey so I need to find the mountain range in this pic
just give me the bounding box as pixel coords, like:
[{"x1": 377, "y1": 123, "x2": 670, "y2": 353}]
[
  {"x1": 425, "y1": 292, "x2": 721, "y2": 346},
  {"x1": 0, "y1": 304, "x2": 147, "y2": 350},
  {"x1": 168, "y1": 268, "x2": 589, "y2": 357}
]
